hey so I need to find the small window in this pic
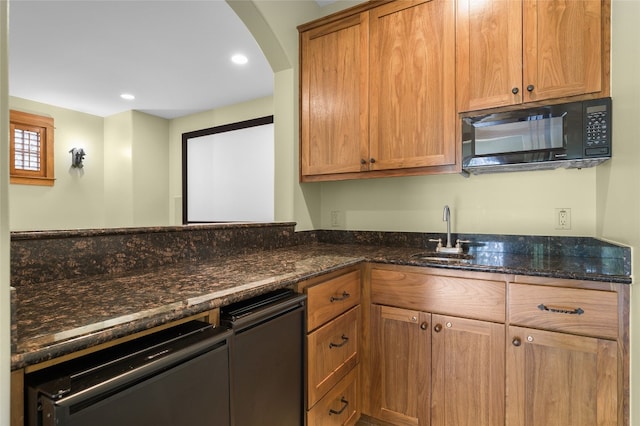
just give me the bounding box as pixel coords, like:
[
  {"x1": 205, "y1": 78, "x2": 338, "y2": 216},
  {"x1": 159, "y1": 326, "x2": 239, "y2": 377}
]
[{"x1": 10, "y1": 110, "x2": 55, "y2": 186}]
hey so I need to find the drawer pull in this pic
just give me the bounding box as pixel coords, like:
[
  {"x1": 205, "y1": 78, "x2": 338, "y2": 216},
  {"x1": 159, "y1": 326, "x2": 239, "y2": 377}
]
[
  {"x1": 330, "y1": 291, "x2": 351, "y2": 302},
  {"x1": 537, "y1": 303, "x2": 585, "y2": 315},
  {"x1": 512, "y1": 337, "x2": 521, "y2": 347},
  {"x1": 329, "y1": 397, "x2": 349, "y2": 415},
  {"x1": 329, "y1": 335, "x2": 349, "y2": 348}
]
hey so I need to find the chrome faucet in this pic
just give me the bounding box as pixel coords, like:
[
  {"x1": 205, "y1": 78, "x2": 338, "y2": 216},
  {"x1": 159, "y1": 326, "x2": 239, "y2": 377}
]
[
  {"x1": 443, "y1": 205, "x2": 452, "y2": 249},
  {"x1": 429, "y1": 205, "x2": 470, "y2": 254}
]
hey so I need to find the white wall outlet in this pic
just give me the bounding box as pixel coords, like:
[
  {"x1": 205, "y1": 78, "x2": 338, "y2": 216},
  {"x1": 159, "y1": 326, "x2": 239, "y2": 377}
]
[
  {"x1": 555, "y1": 208, "x2": 571, "y2": 230},
  {"x1": 330, "y1": 210, "x2": 343, "y2": 228}
]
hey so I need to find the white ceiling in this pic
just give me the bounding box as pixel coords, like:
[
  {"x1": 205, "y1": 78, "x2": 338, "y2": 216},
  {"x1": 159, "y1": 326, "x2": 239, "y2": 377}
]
[{"x1": 8, "y1": 0, "x2": 276, "y2": 119}]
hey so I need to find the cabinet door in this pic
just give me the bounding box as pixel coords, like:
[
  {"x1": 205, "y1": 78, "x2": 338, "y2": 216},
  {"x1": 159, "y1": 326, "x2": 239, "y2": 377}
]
[
  {"x1": 431, "y1": 315, "x2": 505, "y2": 426},
  {"x1": 370, "y1": 304, "x2": 430, "y2": 425},
  {"x1": 507, "y1": 326, "x2": 618, "y2": 425},
  {"x1": 522, "y1": 0, "x2": 603, "y2": 102},
  {"x1": 456, "y1": 0, "x2": 523, "y2": 111},
  {"x1": 300, "y1": 13, "x2": 369, "y2": 177},
  {"x1": 369, "y1": 0, "x2": 456, "y2": 171}
]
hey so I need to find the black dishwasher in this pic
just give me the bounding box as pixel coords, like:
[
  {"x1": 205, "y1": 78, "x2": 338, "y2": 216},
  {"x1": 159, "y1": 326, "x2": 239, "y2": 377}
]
[
  {"x1": 26, "y1": 321, "x2": 232, "y2": 426},
  {"x1": 221, "y1": 288, "x2": 306, "y2": 426}
]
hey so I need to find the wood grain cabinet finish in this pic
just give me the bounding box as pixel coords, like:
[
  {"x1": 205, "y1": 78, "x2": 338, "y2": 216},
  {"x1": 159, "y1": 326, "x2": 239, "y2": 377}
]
[
  {"x1": 509, "y1": 283, "x2": 619, "y2": 339},
  {"x1": 507, "y1": 325, "x2": 618, "y2": 425},
  {"x1": 370, "y1": 304, "x2": 431, "y2": 426},
  {"x1": 506, "y1": 281, "x2": 623, "y2": 425},
  {"x1": 307, "y1": 269, "x2": 361, "y2": 332},
  {"x1": 300, "y1": 13, "x2": 369, "y2": 177},
  {"x1": 370, "y1": 266, "x2": 506, "y2": 322},
  {"x1": 299, "y1": 0, "x2": 458, "y2": 182},
  {"x1": 368, "y1": 0, "x2": 456, "y2": 173},
  {"x1": 364, "y1": 266, "x2": 628, "y2": 426},
  {"x1": 308, "y1": 368, "x2": 359, "y2": 426},
  {"x1": 456, "y1": 0, "x2": 610, "y2": 112},
  {"x1": 368, "y1": 266, "x2": 506, "y2": 426},
  {"x1": 308, "y1": 305, "x2": 360, "y2": 408},
  {"x1": 297, "y1": 266, "x2": 362, "y2": 426}
]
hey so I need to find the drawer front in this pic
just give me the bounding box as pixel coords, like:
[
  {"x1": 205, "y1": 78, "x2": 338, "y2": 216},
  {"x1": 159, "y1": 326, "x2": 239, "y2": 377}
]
[
  {"x1": 307, "y1": 367, "x2": 359, "y2": 426},
  {"x1": 509, "y1": 283, "x2": 618, "y2": 339},
  {"x1": 308, "y1": 305, "x2": 360, "y2": 408},
  {"x1": 307, "y1": 270, "x2": 361, "y2": 331},
  {"x1": 371, "y1": 267, "x2": 506, "y2": 323}
]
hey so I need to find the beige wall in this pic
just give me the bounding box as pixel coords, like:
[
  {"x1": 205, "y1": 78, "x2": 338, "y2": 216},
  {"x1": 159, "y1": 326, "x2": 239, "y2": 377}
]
[
  {"x1": 605, "y1": 0, "x2": 640, "y2": 421},
  {"x1": 8, "y1": 100, "x2": 170, "y2": 231},
  {"x1": 9, "y1": 97, "x2": 106, "y2": 231}
]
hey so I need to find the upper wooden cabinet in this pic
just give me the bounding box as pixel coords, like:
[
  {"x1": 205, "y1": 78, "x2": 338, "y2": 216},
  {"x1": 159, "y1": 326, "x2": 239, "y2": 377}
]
[
  {"x1": 300, "y1": 13, "x2": 369, "y2": 177},
  {"x1": 299, "y1": 0, "x2": 458, "y2": 182},
  {"x1": 456, "y1": 0, "x2": 610, "y2": 112},
  {"x1": 368, "y1": 0, "x2": 456, "y2": 172}
]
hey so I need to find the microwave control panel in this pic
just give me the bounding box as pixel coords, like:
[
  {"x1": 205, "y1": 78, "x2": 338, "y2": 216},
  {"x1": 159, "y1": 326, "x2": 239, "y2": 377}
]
[{"x1": 584, "y1": 98, "x2": 611, "y2": 157}]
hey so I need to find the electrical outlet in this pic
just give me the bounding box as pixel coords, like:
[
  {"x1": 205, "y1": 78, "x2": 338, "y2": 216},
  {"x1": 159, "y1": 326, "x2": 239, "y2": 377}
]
[
  {"x1": 330, "y1": 210, "x2": 342, "y2": 228},
  {"x1": 555, "y1": 208, "x2": 571, "y2": 230}
]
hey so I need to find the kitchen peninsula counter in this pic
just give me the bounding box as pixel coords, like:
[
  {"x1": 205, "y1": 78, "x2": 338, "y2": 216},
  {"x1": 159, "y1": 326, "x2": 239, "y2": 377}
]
[{"x1": 10, "y1": 225, "x2": 631, "y2": 371}]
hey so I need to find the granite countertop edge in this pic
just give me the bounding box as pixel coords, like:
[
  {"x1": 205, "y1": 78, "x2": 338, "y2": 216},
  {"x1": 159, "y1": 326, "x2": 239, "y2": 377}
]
[{"x1": 11, "y1": 243, "x2": 631, "y2": 370}]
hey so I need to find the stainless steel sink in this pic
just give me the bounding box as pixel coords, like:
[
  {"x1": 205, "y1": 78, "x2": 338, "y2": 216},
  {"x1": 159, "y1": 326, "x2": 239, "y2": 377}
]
[{"x1": 411, "y1": 252, "x2": 473, "y2": 264}]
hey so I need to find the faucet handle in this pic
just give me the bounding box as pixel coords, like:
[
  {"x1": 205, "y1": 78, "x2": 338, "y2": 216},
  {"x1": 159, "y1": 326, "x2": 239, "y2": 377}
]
[
  {"x1": 429, "y1": 238, "x2": 443, "y2": 248},
  {"x1": 455, "y1": 239, "x2": 471, "y2": 248}
]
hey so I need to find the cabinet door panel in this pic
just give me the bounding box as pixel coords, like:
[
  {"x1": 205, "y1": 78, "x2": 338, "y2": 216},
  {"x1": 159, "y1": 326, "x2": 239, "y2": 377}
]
[
  {"x1": 456, "y1": 0, "x2": 522, "y2": 111},
  {"x1": 523, "y1": 0, "x2": 603, "y2": 102},
  {"x1": 507, "y1": 326, "x2": 618, "y2": 425},
  {"x1": 300, "y1": 13, "x2": 369, "y2": 176},
  {"x1": 431, "y1": 315, "x2": 505, "y2": 426},
  {"x1": 370, "y1": 304, "x2": 430, "y2": 425},
  {"x1": 369, "y1": 0, "x2": 456, "y2": 170}
]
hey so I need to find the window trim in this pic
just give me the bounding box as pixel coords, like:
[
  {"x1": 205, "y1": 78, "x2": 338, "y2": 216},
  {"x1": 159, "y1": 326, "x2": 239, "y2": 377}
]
[{"x1": 10, "y1": 110, "x2": 55, "y2": 186}]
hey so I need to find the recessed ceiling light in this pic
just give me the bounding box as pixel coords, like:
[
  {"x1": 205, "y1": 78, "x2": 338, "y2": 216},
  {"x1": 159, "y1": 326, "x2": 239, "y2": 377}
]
[
  {"x1": 120, "y1": 93, "x2": 135, "y2": 100},
  {"x1": 231, "y1": 54, "x2": 248, "y2": 65}
]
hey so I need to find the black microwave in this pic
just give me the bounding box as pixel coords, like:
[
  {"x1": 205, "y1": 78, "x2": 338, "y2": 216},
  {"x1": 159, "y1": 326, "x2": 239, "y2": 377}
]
[{"x1": 462, "y1": 97, "x2": 612, "y2": 175}]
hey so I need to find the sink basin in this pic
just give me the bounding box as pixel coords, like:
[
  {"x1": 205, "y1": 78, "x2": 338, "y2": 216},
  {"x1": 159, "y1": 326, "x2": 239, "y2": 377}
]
[{"x1": 411, "y1": 252, "x2": 473, "y2": 264}]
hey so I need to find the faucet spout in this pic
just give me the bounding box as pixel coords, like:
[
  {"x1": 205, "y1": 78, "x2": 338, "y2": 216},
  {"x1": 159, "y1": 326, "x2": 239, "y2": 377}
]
[{"x1": 443, "y1": 205, "x2": 452, "y2": 248}]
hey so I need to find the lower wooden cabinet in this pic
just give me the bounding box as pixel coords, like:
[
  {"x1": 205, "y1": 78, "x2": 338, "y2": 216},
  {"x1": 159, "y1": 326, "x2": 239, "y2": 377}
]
[
  {"x1": 506, "y1": 325, "x2": 618, "y2": 425},
  {"x1": 297, "y1": 266, "x2": 362, "y2": 426},
  {"x1": 363, "y1": 265, "x2": 629, "y2": 426},
  {"x1": 308, "y1": 368, "x2": 359, "y2": 426},
  {"x1": 431, "y1": 314, "x2": 505, "y2": 426},
  {"x1": 370, "y1": 304, "x2": 505, "y2": 426},
  {"x1": 370, "y1": 305, "x2": 431, "y2": 425}
]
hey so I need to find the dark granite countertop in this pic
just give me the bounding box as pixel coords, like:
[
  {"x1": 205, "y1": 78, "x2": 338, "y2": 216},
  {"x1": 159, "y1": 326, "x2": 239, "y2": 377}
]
[{"x1": 11, "y1": 238, "x2": 631, "y2": 370}]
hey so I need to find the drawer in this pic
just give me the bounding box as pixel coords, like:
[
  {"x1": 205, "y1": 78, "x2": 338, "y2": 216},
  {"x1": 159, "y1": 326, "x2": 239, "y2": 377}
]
[
  {"x1": 308, "y1": 305, "x2": 360, "y2": 408},
  {"x1": 371, "y1": 267, "x2": 506, "y2": 323},
  {"x1": 307, "y1": 367, "x2": 359, "y2": 426},
  {"x1": 307, "y1": 270, "x2": 361, "y2": 331},
  {"x1": 509, "y1": 283, "x2": 618, "y2": 339}
]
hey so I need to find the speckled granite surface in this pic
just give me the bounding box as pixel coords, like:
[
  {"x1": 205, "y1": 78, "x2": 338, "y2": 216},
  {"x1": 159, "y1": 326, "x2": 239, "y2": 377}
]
[{"x1": 10, "y1": 225, "x2": 631, "y2": 371}]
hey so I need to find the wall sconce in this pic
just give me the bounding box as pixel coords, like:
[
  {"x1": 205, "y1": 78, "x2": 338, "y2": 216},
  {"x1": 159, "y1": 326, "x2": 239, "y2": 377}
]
[{"x1": 69, "y1": 147, "x2": 86, "y2": 168}]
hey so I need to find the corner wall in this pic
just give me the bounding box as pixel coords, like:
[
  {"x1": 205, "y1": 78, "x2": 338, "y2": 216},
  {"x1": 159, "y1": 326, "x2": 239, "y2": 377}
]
[
  {"x1": 600, "y1": 1, "x2": 640, "y2": 422},
  {"x1": 1, "y1": 2, "x2": 10, "y2": 424}
]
